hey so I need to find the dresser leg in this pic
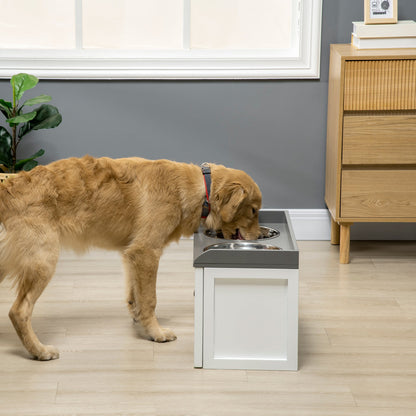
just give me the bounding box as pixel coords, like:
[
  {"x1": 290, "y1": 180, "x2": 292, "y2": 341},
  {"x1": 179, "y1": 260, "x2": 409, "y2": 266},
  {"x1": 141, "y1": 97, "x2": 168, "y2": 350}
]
[
  {"x1": 330, "y1": 217, "x2": 340, "y2": 245},
  {"x1": 340, "y1": 223, "x2": 352, "y2": 264}
]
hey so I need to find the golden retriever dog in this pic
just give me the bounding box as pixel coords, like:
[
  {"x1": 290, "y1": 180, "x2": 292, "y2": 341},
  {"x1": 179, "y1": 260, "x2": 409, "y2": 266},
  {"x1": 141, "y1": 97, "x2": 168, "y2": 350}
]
[{"x1": 0, "y1": 156, "x2": 262, "y2": 360}]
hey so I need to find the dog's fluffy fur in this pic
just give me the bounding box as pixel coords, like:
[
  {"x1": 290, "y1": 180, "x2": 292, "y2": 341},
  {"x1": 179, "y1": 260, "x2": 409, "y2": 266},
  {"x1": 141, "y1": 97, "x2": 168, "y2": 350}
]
[{"x1": 0, "y1": 156, "x2": 262, "y2": 360}]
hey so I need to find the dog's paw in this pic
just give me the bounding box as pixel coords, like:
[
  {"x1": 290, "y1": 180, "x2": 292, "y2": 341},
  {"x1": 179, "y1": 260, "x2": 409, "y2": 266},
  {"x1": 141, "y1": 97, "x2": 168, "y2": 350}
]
[
  {"x1": 34, "y1": 345, "x2": 60, "y2": 361},
  {"x1": 151, "y1": 327, "x2": 177, "y2": 343}
]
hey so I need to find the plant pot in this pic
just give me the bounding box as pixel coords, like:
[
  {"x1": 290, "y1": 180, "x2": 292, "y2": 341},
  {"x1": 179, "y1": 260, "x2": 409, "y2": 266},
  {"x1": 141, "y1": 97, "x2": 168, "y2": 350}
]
[{"x1": 0, "y1": 173, "x2": 17, "y2": 184}]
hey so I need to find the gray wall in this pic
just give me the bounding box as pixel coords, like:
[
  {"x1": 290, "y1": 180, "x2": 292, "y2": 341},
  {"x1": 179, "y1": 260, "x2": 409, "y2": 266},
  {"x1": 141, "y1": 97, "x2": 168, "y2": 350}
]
[{"x1": 1, "y1": 0, "x2": 416, "y2": 210}]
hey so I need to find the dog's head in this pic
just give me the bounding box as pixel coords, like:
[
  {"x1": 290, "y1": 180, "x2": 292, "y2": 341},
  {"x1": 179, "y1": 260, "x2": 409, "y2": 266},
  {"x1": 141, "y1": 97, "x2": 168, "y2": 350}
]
[{"x1": 205, "y1": 165, "x2": 262, "y2": 240}]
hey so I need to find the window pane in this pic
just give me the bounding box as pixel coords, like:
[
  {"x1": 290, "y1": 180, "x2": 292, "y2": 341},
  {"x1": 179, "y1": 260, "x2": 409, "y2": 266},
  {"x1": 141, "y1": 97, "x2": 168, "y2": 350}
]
[
  {"x1": 0, "y1": 0, "x2": 76, "y2": 49},
  {"x1": 191, "y1": 0, "x2": 293, "y2": 50},
  {"x1": 82, "y1": 0, "x2": 184, "y2": 49}
]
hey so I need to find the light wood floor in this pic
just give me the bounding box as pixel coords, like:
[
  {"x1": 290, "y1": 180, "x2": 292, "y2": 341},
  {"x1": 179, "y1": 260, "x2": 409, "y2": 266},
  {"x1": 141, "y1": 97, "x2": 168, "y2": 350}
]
[{"x1": 1, "y1": 239, "x2": 416, "y2": 415}]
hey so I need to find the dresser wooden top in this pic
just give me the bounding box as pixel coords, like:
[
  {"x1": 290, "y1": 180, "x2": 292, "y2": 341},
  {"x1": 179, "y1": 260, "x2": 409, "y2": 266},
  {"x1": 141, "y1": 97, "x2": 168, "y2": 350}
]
[{"x1": 331, "y1": 43, "x2": 416, "y2": 60}]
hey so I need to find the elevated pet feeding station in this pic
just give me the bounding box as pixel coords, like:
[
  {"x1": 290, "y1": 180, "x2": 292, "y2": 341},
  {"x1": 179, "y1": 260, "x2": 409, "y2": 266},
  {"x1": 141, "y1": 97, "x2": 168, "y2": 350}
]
[{"x1": 193, "y1": 210, "x2": 299, "y2": 371}]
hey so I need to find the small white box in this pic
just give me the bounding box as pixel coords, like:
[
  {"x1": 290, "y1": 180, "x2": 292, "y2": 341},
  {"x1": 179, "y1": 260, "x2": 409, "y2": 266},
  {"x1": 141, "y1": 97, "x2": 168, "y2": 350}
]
[{"x1": 194, "y1": 267, "x2": 298, "y2": 371}]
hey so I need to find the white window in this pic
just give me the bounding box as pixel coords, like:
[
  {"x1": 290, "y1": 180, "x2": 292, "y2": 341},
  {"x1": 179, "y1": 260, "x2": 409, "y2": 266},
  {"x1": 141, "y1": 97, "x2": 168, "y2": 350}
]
[
  {"x1": 0, "y1": 0, "x2": 323, "y2": 79},
  {"x1": 82, "y1": 0, "x2": 184, "y2": 50},
  {"x1": 0, "y1": 0, "x2": 76, "y2": 49}
]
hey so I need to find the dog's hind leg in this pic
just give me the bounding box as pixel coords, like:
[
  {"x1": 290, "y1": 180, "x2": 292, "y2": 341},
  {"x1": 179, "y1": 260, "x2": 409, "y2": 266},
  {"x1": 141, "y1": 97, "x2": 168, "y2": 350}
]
[
  {"x1": 125, "y1": 281, "x2": 139, "y2": 322},
  {"x1": 8, "y1": 230, "x2": 60, "y2": 361},
  {"x1": 123, "y1": 246, "x2": 177, "y2": 343}
]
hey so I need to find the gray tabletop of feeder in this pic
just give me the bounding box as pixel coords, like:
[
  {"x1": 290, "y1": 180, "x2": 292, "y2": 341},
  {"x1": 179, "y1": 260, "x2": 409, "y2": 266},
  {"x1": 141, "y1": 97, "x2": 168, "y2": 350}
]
[{"x1": 193, "y1": 210, "x2": 299, "y2": 269}]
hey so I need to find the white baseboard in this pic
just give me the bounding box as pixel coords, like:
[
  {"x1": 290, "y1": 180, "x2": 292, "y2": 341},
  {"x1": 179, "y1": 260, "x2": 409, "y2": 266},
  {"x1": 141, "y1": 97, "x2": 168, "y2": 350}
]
[
  {"x1": 287, "y1": 209, "x2": 416, "y2": 241},
  {"x1": 287, "y1": 209, "x2": 331, "y2": 240}
]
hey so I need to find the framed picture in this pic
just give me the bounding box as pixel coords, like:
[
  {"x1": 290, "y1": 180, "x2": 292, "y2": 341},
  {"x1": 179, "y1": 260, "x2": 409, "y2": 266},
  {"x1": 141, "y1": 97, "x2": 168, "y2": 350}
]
[{"x1": 364, "y1": 0, "x2": 398, "y2": 24}]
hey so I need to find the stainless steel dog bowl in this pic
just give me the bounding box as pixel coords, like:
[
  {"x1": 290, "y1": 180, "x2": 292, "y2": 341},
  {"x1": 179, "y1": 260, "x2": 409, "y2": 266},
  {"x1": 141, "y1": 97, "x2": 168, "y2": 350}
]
[
  {"x1": 203, "y1": 242, "x2": 282, "y2": 252},
  {"x1": 204, "y1": 226, "x2": 280, "y2": 240},
  {"x1": 194, "y1": 211, "x2": 298, "y2": 269}
]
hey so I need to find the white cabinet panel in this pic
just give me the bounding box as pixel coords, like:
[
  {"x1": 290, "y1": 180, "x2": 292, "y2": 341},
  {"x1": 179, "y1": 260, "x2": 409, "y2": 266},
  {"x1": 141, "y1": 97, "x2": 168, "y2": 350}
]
[{"x1": 197, "y1": 267, "x2": 298, "y2": 371}]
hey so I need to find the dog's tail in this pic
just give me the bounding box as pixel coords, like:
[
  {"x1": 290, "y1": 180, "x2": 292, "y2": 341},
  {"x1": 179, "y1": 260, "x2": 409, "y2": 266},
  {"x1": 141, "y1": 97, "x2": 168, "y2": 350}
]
[
  {"x1": 0, "y1": 181, "x2": 5, "y2": 284},
  {"x1": 0, "y1": 173, "x2": 39, "y2": 289},
  {"x1": 0, "y1": 224, "x2": 6, "y2": 285},
  {"x1": 0, "y1": 222, "x2": 15, "y2": 287},
  {"x1": 0, "y1": 185, "x2": 4, "y2": 284},
  {"x1": 0, "y1": 182, "x2": 11, "y2": 285}
]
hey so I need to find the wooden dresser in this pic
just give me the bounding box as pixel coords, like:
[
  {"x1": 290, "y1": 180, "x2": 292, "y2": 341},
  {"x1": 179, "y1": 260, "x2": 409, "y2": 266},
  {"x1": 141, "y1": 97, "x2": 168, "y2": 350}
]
[{"x1": 325, "y1": 44, "x2": 416, "y2": 263}]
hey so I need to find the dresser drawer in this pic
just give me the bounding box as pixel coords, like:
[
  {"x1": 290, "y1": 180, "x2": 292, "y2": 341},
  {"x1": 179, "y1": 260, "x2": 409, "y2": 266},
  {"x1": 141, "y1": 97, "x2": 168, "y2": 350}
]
[
  {"x1": 344, "y1": 60, "x2": 416, "y2": 111},
  {"x1": 341, "y1": 170, "x2": 416, "y2": 218},
  {"x1": 343, "y1": 113, "x2": 416, "y2": 164}
]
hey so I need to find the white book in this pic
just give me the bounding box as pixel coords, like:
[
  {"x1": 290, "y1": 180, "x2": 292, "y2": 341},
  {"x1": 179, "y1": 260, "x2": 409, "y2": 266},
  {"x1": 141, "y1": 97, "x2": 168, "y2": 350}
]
[
  {"x1": 352, "y1": 33, "x2": 416, "y2": 49},
  {"x1": 352, "y1": 20, "x2": 416, "y2": 38}
]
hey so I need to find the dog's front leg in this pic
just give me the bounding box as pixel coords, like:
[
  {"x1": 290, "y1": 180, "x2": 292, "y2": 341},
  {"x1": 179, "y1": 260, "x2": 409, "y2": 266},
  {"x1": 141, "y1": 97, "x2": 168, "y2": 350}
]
[{"x1": 123, "y1": 246, "x2": 177, "y2": 343}]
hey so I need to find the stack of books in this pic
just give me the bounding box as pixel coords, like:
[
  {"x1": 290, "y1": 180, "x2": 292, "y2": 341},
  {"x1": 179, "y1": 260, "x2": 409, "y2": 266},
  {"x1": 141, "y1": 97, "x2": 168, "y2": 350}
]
[{"x1": 352, "y1": 20, "x2": 416, "y2": 49}]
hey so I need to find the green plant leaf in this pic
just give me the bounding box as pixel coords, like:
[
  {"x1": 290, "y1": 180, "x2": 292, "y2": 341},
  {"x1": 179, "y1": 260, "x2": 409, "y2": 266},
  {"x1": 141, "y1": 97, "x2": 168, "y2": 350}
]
[
  {"x1": 19, "y1": 104, "x2": 62, "y2": 137},
  {"x1": 6, "y1": 110, "x2": 37, "y2": 125},
  {"x1": 14, "y1": 148, "x2": 45, "y2": 170},
  {"x1": 31, "y1": 105, "x2": 62, "y2": 130},
  {"x1": 0, "y1": 99, "x2": 12, "y2": 118},
  {"x1": 0, "y1": 126, "x2": 12, "y2": 167},
  {"x1": 21, "y1": 159, "x2": 38, "y2": 171},
  {"x1": 23, "y1": 94, "x2": 52, "y2": 106},
  {"x1": 11, "y1": 73, "x2": 38, "y2": 103},
  {"x1": 0, "y1": 99, "x2": 12, "y2": 109}
]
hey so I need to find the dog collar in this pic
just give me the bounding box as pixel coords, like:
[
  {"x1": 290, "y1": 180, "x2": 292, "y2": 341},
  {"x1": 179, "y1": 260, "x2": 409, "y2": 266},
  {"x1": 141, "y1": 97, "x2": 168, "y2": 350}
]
[{"x1": 201, "y1": 163, "x2": 211, "y2": 219}]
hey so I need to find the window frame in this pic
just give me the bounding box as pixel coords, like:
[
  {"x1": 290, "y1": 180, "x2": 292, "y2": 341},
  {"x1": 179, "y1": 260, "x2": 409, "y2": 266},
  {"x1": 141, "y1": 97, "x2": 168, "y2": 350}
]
[{"x1": 0, "y1": 0, "x2": 323, "y2": 80}]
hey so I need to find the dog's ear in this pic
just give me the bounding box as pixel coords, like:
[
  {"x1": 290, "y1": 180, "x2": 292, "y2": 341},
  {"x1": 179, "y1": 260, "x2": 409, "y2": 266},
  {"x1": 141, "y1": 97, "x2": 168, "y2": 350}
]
[{"x1": 216, "y1": 182, "x2": 247, "y2": 223}]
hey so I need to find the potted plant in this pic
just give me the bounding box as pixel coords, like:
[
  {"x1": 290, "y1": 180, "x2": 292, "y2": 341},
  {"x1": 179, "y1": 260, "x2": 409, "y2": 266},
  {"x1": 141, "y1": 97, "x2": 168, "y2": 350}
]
[{"x1": 0, "y1": 73, "x2": 62, "y2": 180}]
